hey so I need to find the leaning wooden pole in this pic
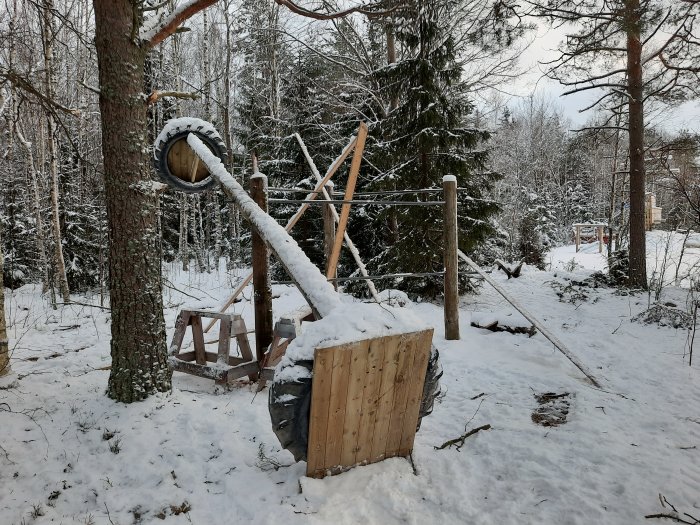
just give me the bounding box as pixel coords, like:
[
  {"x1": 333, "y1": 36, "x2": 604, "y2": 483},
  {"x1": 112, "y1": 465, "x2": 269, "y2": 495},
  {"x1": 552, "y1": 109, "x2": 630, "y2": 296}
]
[
  {"x1": 294, "y1": 132, "x2": 379, "y2": 301},
  {"x1": 443, "y1": 176, "x2": 459, "y2": 340},
  {"x1": 188, "y1": 134, "x2": 341, "y2": 320},
  {"x1": 250, "y1": 172, "x2": 273, "y2": 363},
  {"x1": 204, "y1": 136, "x2": 357, "y2": 332},
  {"x1": 457, "y1": 250, "x2": 602, "y2": 388}
]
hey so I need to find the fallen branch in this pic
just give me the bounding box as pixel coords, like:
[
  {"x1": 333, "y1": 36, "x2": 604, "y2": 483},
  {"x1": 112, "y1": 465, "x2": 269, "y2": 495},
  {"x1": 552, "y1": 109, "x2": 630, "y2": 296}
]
[
  {"x1": 645, "y1": 513, "x2": 698, "y2": 524},
  {"x1": 434, "y1": 424, "x2": 491, "y2": 451}
]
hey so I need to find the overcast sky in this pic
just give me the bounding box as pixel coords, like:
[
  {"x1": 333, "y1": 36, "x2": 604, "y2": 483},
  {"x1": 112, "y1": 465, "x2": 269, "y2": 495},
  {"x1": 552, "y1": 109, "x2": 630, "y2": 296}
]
[{"x1": 505, "y1": 21, "x2": 700, "y2": 134}]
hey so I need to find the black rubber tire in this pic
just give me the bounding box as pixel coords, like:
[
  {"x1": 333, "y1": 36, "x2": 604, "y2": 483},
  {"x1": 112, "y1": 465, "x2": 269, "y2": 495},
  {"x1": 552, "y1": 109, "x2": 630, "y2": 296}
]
[
  {"x1": 153, "y1": 117, "x2": 227, "y2": 194},
  {"x1": 268, "y1": 347, "x2": 442, "y2": 462}
]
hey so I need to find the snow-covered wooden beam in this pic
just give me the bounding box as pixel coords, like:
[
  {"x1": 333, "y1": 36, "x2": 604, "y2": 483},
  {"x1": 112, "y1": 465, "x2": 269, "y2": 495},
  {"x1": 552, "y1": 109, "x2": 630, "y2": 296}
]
[
  {"x1": 187, "y1": 133, "x2": 341, "y2": 319},
  {"x1": 457, "y1": 250, "x2": 602, "y2": 388}
]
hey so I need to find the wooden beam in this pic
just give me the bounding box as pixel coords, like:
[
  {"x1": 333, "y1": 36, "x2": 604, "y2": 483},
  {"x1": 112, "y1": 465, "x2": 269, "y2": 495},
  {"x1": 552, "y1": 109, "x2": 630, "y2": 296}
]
[
  {"x1": 457, "y1": 250, "x2": 602, "y2": 388},
  {"x1": 204, "y1": 136, "x2": 357, "y2": 332},
  {"x1": 251, "y1": 174, "x2": 273, "y2": 364},
  {"x1": 326, "y1": 122, "x2": 368, "y2": 280}
]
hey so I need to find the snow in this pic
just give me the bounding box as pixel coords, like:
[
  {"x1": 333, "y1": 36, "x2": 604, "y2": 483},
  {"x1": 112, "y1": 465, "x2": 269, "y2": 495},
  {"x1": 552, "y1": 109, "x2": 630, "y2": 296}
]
[
  {"x1": 153, "y1": 117, "x2": 215, "y2": 153},
  {"x1": 2, "y1": 236, "x2": 700, "y2": 524},
  {"x1": 442, "y1": 175, "x2": 457, "y2": 183}
]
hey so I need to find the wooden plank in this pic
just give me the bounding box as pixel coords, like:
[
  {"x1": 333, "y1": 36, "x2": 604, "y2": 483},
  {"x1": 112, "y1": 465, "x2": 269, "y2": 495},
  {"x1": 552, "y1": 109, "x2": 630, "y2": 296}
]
[
  {"x1": 353, "y1": 337, "x2": 386, "y2": 465},
  {"x1": 217, "y1": 317, "x2": 231, "y2": 366},
  {"x1": 225, "y1": 360, "x2": 260, "y2": 382},
  {"x1": 398, "y1": 330, "x2": 433, "y2": 456},
  {"x1": 251, "y1": 175, "x2": 273, "y2": 362},
  {"x1": 175, "y1": 351, "x2": 248, "y2": 365},
  {"x1": 168, "y1": 310, "x2": 191, "y2": 356},
  {"x1": 369, "y1": 335, "x2": 402, "y2": 463},
  {"x1": 170, "y1": 358, "x2": 228, "y2": 381},
  {"x1": 306, "y1": 347, "x2": 335, "y2": 478},
  {"x1": 232, "y1": 316, "x2": 256, "y2": 380},
  {"x1": 324, "y1": 344, "x2": 353, "y2": 472},
  {"x1": 191, "y1": 315, "x2": 206, "y2": 365},
  {"x1": 326, "y1": 122, "x2": 367, "y2": 279},
  {"x1": 340, "y1": 340, "x2": 371, "y2": 467},
  {"x1": 383, "y1": 333, "x2": 418, "y2": 458}
]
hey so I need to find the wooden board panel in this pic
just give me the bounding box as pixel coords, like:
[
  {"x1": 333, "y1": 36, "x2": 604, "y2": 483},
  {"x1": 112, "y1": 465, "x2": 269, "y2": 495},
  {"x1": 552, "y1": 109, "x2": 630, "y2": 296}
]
[
  {"x1": 369, "y1": 335, "x2": 402, "y2": 463},
  {"x1": 353, "y1": 337, "x2": 386, "y2": 465},
  {"x1": 323, "y1": 344, "x2": 353, "y2": 472},
  {"x1": 340, "y1": 340, "x2": 371, "y2": 467},
  {"x1": 306, "y1": 347, "x2": 335, "y2": 478},
  {"x1": 307, "y1": 329, "x2": 433, "y2": 478},
  {"x1": 167, "y1": 139, "x2": 210, "y2": 182},
  {"x1": 383, "y1": 333, "x2": 418, "y2": 458},
  {"x1": 169, "y1": 310, "x2": 191, "y2": 356},
  {"x1": 397, "y1": 330, "x2": 432, "y2": 456}
]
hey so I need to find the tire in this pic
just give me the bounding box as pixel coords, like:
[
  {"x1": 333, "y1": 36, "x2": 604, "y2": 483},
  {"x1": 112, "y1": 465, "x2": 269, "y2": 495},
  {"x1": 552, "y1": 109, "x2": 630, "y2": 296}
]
[
  {"x1": 153, "y1": 117, "x2": 227, "y2": 193},
  {"x1": 268, "y1": 347, "x2": 442, "y2": 462}
]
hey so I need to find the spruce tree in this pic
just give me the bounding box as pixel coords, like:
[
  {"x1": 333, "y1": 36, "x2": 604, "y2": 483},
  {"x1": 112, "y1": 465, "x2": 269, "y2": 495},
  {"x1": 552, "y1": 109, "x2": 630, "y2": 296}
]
[{"x1": 369, "y1": 0, "x2": 498, "y2": 297}]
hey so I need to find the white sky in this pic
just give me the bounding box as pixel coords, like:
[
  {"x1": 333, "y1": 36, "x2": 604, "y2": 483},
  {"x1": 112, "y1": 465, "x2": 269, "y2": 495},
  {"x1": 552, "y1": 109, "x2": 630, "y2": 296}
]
[{"x1": 505, "y1": 21, "x2": 700, "y2": 134}]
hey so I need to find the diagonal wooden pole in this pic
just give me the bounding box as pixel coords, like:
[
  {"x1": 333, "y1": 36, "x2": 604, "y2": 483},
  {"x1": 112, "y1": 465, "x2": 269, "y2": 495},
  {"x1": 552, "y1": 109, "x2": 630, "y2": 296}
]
[
  {"x1": 204, "y1": 135, "x2": 357, "y2": 333},
  {"x1": 326, "y1": 122, "x2": 368, "y2": 280},
  {"x1": 295, "y1": 132, "x2": 379, "y2": 302},
  {"x1": 457, "y1": 249, "x2": 602, "y2": 388}
]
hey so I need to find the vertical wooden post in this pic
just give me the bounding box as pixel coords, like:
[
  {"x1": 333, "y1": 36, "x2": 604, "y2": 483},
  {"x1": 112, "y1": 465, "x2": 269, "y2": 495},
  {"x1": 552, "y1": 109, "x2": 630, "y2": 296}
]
[
  {"x1": 575, "y1": 225, "x2": 581, "y2": 252},
  {"x1": 597, "y1": 225, "x2": 604, "y2": 253},
  {"x1": 323, "y1": 182, "x2": 338, "y2": 290},
  {"x1": 443, "y1": 176, "x2": 459, "y2": 340},
  {"x1": 250, "y1": 174, "x2": 273, "y2": 365}
]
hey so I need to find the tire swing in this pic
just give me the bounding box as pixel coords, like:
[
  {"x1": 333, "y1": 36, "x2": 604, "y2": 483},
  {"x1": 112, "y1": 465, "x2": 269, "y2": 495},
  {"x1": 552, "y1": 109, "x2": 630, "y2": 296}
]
[
  {"x1": 153, "y1": 117, "x2": 227, "y2": 193},
  {"x1": 269, "y1": 346, "x2": 443, "y2": 462}
]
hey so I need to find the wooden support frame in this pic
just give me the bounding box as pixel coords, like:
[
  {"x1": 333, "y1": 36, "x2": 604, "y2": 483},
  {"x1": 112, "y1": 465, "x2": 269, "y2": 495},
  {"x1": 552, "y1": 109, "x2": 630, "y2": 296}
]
[
  {"x1": 306, "y1": 329, "x2": 434, "y2": 478},
  {"x1": 169, "y1": 310, "x2": 258, "y2": 384},
  {"x1": 443, "y1": 176, "x2": 459, "y2": 340}
]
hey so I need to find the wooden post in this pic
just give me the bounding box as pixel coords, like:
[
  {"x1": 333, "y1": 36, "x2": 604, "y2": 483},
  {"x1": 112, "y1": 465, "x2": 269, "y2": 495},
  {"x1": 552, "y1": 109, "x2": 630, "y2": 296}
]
[
  {"x1": 323, "y1": 182, "x2": 338, "y2": 290},
  {"x1": 443, "y1": 176, "x2": 459, "y2": 340},
  {"x1": 575, "y1": 225, "x2": 581, "y2": 252},
  {"x1": 250, "y1": 174, "x2": 273, "y2": 364},
  {"x1": 597, "y1": 225, "x2": 604, "y2": 253}
]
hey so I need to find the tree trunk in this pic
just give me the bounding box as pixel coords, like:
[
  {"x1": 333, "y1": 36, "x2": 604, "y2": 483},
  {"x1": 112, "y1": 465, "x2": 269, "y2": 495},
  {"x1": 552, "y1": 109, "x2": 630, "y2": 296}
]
[
  {"x1": 93, "y1": 0, "x2": 171, "y2": 402},
  {"x1": 41, "y1": 0, "x2": 71, "y2": 303},
  {"x1": 626, "y1": 0, "x2": 647, "y2": 288},
  {"x1": 0, "y1": 224, "x2": 9, "y2": 378}
]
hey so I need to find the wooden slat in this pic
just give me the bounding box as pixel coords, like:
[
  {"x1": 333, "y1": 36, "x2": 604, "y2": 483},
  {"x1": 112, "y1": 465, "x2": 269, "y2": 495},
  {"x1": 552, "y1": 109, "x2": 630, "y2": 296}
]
[
  {"x1": 383, "y1": 333, "x2": 418, "y2": 458},
  {"x1": 232, "y1": 317, "x2": 256, "y2": 380},
  {"x1": 324, "y1": 344, "x2": 353, "y2": 472},
  {"x1": 398, "y1": 330, "x2": 433, "y2": 456},
  {"x1": 217, "y1": 317, "x2": 231, "y2": 366},
  {"x1": 191, "y1": 315, "x2": 206, "y2": 365},
  {"x1": 224, "y1": 360, "x2": 260, "y2": 381},
  {"x1": 170, "y1": 358, "x2": 227, "y2": 381},
  {"x1": 169, "y1": 310, "x2": 191, "y2": 356},
  {"x1": 340, "y1": 340, "x2": 371, "y2": 467},
  {"x1": 306, "y1": 347, "x2": 335, "y2": 478},
  {"x1": 354, "y1": 337, "x2": 386, "y2": 465},
  {"x1": 369, "y1": 335, "x2": 401, "y2": 463}
]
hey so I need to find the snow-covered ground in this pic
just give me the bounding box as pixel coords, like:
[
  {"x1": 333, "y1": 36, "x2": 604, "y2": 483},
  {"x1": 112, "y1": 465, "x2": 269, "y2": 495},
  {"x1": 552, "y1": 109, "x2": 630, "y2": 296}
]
[{"x1": 2, "y1": 235, "x2": 700, "y2": 524}]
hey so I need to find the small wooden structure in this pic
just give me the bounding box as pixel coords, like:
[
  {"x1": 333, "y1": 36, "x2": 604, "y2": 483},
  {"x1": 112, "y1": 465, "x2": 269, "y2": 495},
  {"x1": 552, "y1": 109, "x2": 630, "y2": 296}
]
[
  {"x1": 306, "y1": 329, "x2": 433, "y2": 478},
  {"x1": 573, "y1": 223, "x2": 606, "y2": 253},
  {"x1": 169, "y1": 310, "x2": 259, "y2": 384},
  {"x1": 645, "y1": 193, "x2": 663, "y2": 230}
]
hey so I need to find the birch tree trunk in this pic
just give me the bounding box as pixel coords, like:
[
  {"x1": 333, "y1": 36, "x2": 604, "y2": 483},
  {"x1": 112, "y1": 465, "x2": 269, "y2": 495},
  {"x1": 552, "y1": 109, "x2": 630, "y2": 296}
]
[
  {"x1": 0, "y1": 222, "x2": 10, "y2": 378},
  {"x1": 41, "y1": 0, "x2": 71, "y2": 303},
  {"x1": 93, "y1": 0, "x2": 171, "y2": 402}
]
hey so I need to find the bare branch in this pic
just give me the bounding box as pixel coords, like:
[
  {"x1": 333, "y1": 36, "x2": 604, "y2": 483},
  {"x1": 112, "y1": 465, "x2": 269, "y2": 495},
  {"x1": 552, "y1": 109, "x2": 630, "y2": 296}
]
[{"x1": 143, "y1": 0, "x2": 218, "y2": 48}]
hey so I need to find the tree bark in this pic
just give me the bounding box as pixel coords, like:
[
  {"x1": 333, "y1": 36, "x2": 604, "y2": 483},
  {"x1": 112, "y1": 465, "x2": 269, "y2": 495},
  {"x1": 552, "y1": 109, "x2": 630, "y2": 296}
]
[
  {"x1": 0, "y1": 178, "x2": 10, "y2": 379},
  {"x1": 626, "y1": 0, "x2": 647, "y2": 288},
  {"x1": 93, "y1": 0, "x2": 171, "y2": 402}
]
